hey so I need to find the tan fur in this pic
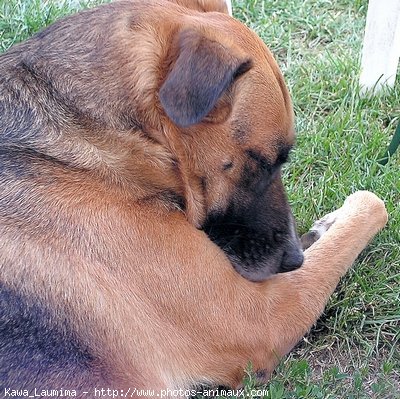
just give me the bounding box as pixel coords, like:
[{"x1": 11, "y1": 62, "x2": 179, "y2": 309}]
[{"x1": 0, "y1": 0, "x2": 388, "y2": 396}]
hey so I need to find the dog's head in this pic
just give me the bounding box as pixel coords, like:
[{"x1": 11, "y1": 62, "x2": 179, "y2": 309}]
[{"x1": 155, "y1": 6, "x2": 303, "y2": 282}]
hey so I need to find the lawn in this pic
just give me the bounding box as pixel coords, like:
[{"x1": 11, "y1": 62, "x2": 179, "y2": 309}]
[{"x1": 1, "y1": 0, "x2": 399, "y2": 398}]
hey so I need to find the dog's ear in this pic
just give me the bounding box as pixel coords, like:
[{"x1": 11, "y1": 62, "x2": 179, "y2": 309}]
[{"x1": 159, "y1": 29, "x2": 252, "y2": 127}]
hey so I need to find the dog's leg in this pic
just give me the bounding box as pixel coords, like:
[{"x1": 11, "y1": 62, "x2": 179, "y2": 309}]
[
  {"x1": 259, "y1": 191, "x2": 388, "y2": 371},
  {"x1": 179, "y1": 191, "x2": 387, "y2": 388}
]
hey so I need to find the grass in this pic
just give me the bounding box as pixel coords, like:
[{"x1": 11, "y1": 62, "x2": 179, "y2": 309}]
[{"x1": 1, "y1": 0, "x2": 399, "y2": 397}]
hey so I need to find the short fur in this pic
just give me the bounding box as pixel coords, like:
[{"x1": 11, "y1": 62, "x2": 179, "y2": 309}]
[{"x1": 0, "y1": 0, "x2": 387, "y2": 396}]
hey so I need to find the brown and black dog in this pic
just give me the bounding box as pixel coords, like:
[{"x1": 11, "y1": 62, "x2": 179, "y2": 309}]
[{"x1": 0, "y1": 0, "x2": 388, "y2": 397}]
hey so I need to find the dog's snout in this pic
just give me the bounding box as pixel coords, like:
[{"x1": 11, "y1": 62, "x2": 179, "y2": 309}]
[{"x1": 281, "y1": 242, "x2": 304, "y2": 272}]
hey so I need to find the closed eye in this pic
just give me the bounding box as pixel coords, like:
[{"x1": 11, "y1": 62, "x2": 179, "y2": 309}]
[
  {"x1": 246, "y1": 149, "x2": 272, "y2": 173},
  {"x1": 242, "y1": 145, "x2": 292, "y2": 194},
  {"x1": 276, "y1": 145, "x2": 292, "y2": 165},
  {"x1": 246, "y1": 144, "x2": 292, "y2": 175}
]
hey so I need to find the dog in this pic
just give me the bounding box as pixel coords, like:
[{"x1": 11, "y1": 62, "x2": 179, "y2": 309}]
[{"x1": 0, "y1": 0, "x2": 388, "y2": 397}]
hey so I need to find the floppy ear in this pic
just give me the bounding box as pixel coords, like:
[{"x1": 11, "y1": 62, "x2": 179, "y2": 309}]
[{"x1": 159, "y1": 29, "x2": 251, "y2": 127}]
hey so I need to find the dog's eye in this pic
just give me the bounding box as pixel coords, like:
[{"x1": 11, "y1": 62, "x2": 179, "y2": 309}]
[
  {"x1": 246, "y1": 150, "x2": 272, "y2": 173},
  {"x1": 222, "y1": 161, "x2": 234, "y2": 171},
  {"x1": 275, "y1": 145, "x2": 292, "y2": 166}
]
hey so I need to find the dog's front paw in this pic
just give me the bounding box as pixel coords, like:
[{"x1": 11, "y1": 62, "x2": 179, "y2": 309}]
[
  {"x1": 341, "y1": 191, "x2": 388, "y2": 228},
  {"x1": 300, "y1": 209, "x2": 340, "y2": 250}
]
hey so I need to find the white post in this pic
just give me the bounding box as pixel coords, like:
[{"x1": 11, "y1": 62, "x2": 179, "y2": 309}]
[
  {"x1": 360, "y1": 0, "x2": 400, "y2": 93},
  {"x1": 225, "y1": 0, "x2": 232, "y2": 16}
]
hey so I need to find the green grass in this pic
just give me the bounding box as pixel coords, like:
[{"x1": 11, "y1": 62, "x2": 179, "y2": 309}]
[
  {"x1": 1, "y1": 0, "x2": 399, "y2": 397},
  {"x1": 0, "y1": 0, "x2": 110, "y2": 52}
]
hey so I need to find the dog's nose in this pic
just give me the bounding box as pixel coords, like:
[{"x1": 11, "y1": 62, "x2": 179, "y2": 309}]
[
  {"x1": 279, "y1": 212, "x2": 304, "y2": 272},
  {"x1": 280, "y1": 243, "x2": 304, "y2": 272}
]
